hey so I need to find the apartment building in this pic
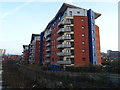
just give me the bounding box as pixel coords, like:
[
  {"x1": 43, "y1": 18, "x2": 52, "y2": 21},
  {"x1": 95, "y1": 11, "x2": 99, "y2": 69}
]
[
  {"x1": 23, "y1": 45, "x2": 29, "y2": 64},
  {"x1": 42, "y1": 3, "x2": 101, "y2": 67},
  {"x1": 28, "y1": 34, "x2": 40, "y2": 64},
  {"x1": 22, "y1": 3, "x2": 101, "y2": 67}
]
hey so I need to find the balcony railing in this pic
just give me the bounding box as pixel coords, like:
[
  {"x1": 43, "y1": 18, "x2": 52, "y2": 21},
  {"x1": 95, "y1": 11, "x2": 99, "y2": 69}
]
[
  {"x1": 46, "y1": 54, "x2": 50, "y2": 57},
  {"x1": 46, "y1": 48, "x2": 51, "y2": 52},
  {"x1": 57, "y1": 36, "x2": 71, "y2": 41},
  {"x1": 57, "y1": 52, "x2": 71, "y2": 56},
  {"x1": 57, "y1": 27, "x2": 72, "y2": 34},
  {"x1": 46, "y1": 37, "x2": 51, "y2": 42},
  {"x1": 46, "y1": 43, "x2": 51, "y2": 47},
  {"x1": 45, "y1": 60, "x2": 50, "y2": 63},
  {"x1": 57, "y1": 44, "x2": 71, "y2": 48},
  {"x1": 46, "y1": 31, "x2": 51, "y2": 37},
  {"x1": 56, "y1": 60, "x2": 71, "y2": 65},
  {"x1": 58, "y1": 19, "x2": 72, "y2": 27}
]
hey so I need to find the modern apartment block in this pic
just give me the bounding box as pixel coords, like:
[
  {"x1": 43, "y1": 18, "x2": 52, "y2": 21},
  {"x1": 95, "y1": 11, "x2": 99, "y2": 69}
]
[
  {"x1": 22, "y1": 3, "x2": 101, "y2": 67},
  {"x1": 23, "y1": 45, "x2": 29, "y2": 64},
  {"x1": 42, "y1": 3, "x2": 101, "y2": 67},
  {"x1": 28, "y1": 34, "x2": 40, "y2": 64}
]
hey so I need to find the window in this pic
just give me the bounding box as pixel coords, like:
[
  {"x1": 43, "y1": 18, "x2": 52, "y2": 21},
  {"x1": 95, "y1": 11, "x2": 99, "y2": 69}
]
[
  {"x1": 82, "y1": 34, "x2": 85, "y2": 37},
  {"x1": 82, "y1": 49, "x2": 85, "y2": 52},
  {"x1": 77, "y1": 11, "x2": 80, "y2": 14},
  {"x1": 81, "y1": 18, "x2": 84, "y2": 21},
  {"x1": 82, "y1": 26, "x2": 85, "y2": 29},
  {"x1": 69, "y1": 11, "x2": 72, "y2": 16},
  {"x1": 92, "y1": 30, "x2": 94, "y2": 34},
  {"x1": 82, "y1": 41, "x2": 85, "y2": 44},
  {"x1": 93, "y1": 38, "x2": 95, "y2": 41},
  {"x1": 52, "y1": 58, "x2": 54, "y2": 62},
  {"x1": 82, "y1": 58, "x2": 86, "y2": 61}
]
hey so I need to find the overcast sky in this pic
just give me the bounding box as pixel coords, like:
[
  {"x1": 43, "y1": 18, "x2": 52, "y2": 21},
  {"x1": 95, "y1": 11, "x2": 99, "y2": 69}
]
[{"x1": 0, "y1": 0, "x2": 119, "y2": 55}]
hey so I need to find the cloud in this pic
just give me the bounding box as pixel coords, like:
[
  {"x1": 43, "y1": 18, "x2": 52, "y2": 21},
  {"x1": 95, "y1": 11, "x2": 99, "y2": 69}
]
[{"x1": 0, "y1": 0, "x2": 34, "y2": 19}]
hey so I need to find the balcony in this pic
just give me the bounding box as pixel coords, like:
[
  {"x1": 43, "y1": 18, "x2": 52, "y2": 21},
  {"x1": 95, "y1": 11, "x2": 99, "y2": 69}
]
[
  {"x1": 46, "y1": 48, "x2": 51, "y2": 52},
  {"x1": 46, "y1": 37, "x2": 51, "y2": 42},
  {"x1": 57, "y1": 52, "x2": 71, "y2": 56},
  {"x1": 57, "y1": 44, "x2": 71, "y2": 49},
  {"x1": 57, "y1": 36, "x2": 71, "y2": 41},
  {"x1": 56, "y1": 60, "x2": 71, "y2": 65},
  {"x1": 46, "y1": 54, "x2": 50, "y2": 57},
  {"x1": 58, "y1": 19, "x2": 72, "y2": 27},
  {"x1": 46, "y1": 31, "x2": 51, "y2": 37},
  {"x1": 57, "y1": 27, "x2": 72, "y2": 34},
  {"x1": 45, "y1": 60, "x2": 50, "y2": 63},
  {"x1": 46, "y1": 43, "x2": 51, "y2": 47}
]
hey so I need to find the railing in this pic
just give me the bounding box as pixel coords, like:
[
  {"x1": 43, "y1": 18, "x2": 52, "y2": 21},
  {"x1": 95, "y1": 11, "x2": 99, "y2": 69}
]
[
  {"x1": 46, "y1": 54, "x2": 50, "y2": 57},
  {"x1": 46, "y1": 48, "x2": 51, "y2": 52},
  {"x1": 58, "y1": 19, "x2": 72, "y2": 27},
  {"x1": 57, "y1": 36, "x2": 71, "y2": 41},
  {"x1": 57, "y1": 52, "x2": 71, "y2": 56},
  {"x1": 46, "y1": 37, "x2": 51, "y2": 42},
  {"x1": 57, "y1": 44, "x2": 71, "y2": 48},
  {"x1": 45, "y1": 60, "x2": 50, "y2": 63},
  {"x1": 46, "y1": 31, "x2": 51, "y2": 37},
  {"x1": 46, "y1": 43, "x2": 51, "y2": 47},
  {"x1": 56, "y1": 60, "x2": 71, "y2": 65},
  {"x1": 57, "y1": 27, "x2": 72, "y2": 34}
]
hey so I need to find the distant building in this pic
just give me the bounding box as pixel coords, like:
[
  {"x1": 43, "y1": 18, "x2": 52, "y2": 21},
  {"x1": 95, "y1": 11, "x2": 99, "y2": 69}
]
[
  {"x1": 0, "y1": 49, "x2": 6, "y2": 56},
  {"x1": 28, "y1": 34, "x2": 40, "y2": 64},
  {"x1": 107, "y1": 50, "x2": 120, "y2": 61},
  {"x1": 23, "y1": 45, "x2": 29, "y2": 64}
]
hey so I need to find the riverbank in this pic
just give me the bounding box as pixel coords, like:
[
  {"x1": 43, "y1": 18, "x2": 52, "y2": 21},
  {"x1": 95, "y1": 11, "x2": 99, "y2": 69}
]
[{"x1": 2, "y1": 60, "x2": 120, "y2": 88}]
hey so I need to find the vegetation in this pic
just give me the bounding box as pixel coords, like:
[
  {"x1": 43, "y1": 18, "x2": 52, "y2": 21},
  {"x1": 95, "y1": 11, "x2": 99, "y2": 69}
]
[{"x1": 65, "y1": 61, "x2": 120, "y2": 74}]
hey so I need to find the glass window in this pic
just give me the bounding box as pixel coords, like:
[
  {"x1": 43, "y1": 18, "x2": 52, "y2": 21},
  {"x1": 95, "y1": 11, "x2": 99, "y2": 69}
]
[
  {"x1": 82, "y1": 34, "x2": 85, "y2": 37},
  {"x1": 82, "y1": 41, "x2": 85, "y2": 44},
  {"x1": 77, "y1": 11, "x2": 80, "y2": 14},
  {"x1": 82, "y1": 58, "x2": 86, "y2": 61},
  {"x1": 82, "y1": 26, "x2": 85, "y2": 29},
  {"x1": 81, "y1": 18, "x2": 84, "y2": 21},
  {"x1": 82, "y1": 49, "x2": 85, "y2": 52}
]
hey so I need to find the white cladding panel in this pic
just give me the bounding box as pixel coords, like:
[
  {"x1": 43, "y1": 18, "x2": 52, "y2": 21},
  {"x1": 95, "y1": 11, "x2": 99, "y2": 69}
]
[{"x1": 63, "y1": 8, "x2": 87, "y2": 17}]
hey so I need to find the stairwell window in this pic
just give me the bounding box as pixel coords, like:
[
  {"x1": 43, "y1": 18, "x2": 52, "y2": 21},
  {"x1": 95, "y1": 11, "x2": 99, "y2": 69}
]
[
  {"x1": 82, "y1": 26, "x2": 85, "y2": 29},
  {"x1": 82, "y1": 49, "x2": 85, "y2": 52},
  {"x1": 81, "y1": 18, "x2": 84, "y2": 21},
  {"x1": 69, "y1": 11, "x2": 72, "y2": 16},
  {"x1": 82, "y1": 58, "x2": 86, "y2": 61},
  {"x1": 82, "y1": 41, "x2": 85, "y2": 44},
  {"x1": 82, "y1": 34, "x2": 85, "y2": 37}
]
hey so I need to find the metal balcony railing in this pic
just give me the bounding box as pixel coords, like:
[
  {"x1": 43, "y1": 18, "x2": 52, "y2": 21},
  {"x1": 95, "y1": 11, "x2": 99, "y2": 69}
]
[
  {"x1": 46, "y1": 48, "x2": 51, "y2": 52},
  {"x1": 46, "y1": 43, "x2": 51, "y2": 47},
  {"x1": 46, "y1": 54, "x2": 50, "y2": 57},
  {"x1": 46, "y1": 31, "x2": 51, "y2": 37},
  {"x1": 57, "y1": 52, "x2": 71, "y2": 56},
  {"x1": 58, "y1": 19, "x2": 72, "y2": 27},
  {"x1": 45, "y1": 60, "x2": 50, "y2": 63},
  {"x1": 57, "y1": 27, "x2": 72, "y2": 34},
  {"x1": 57, "y1": 36, "x2": 71, "y2": 41},
  {"x1": 56, "y1": 60, "x2": 71, "y2": 65},
  {"x1": 57, "y1": 44, "x2": 71, "y2": 48},
  {"x1": 46, "y1": 37, "x2": 51, "y2": 42}
]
